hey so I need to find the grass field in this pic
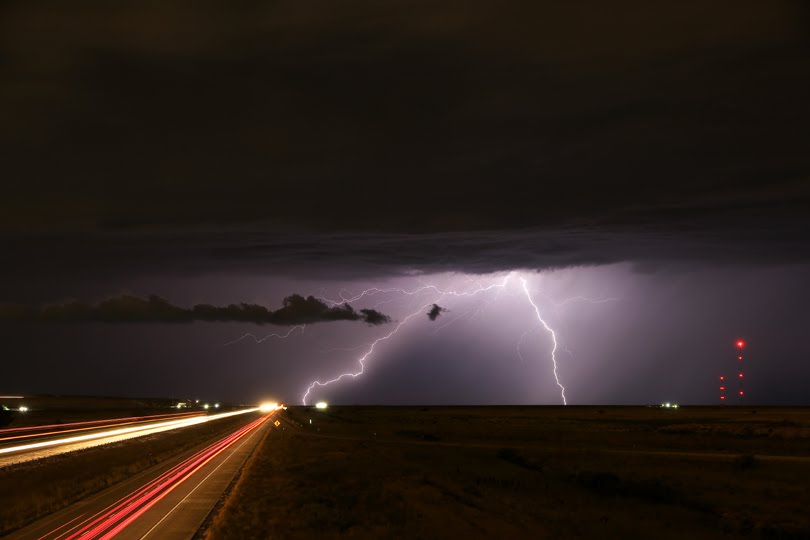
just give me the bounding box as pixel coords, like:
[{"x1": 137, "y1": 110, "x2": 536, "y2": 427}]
[{"x1": 207, "y1": 406, "x2": 810, "y2": 539}]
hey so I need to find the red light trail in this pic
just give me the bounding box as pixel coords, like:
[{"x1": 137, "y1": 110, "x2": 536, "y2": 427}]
[
  {"x1": 37, "y1": 412, "x2": 272, "y2": 540},
  {"x1": 0, "y1": 409, "x2": 258, "y2": 461}
]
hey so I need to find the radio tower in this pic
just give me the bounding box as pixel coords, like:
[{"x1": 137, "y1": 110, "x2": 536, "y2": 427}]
[
  {"x1": 735, "y1": 339, "x2": 746, "y2": 403},
  {"x1": 719, "y1": 375, "x2": 726, "y2": 403}
]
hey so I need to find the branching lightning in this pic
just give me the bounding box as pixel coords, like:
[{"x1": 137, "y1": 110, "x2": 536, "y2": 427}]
[
  {"x1": 303, "y1": 273, "x2": 575, "y2": 405},
  {"x1": 226, "y1": 272, "x2": 616, "y2": 406},
  {"x1": 224, "y1": 325, "x2": 305, "y2": 346},
  {"x1": 302, "y1": 275, "x2": 513, "y2": 404},
  {"x1": 301, "y1": 304, "x2": 434, "y2": 405}
]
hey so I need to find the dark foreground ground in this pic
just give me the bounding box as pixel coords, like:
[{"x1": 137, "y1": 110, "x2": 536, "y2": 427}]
[{"x1": 208, "y1": 406, "x2": 810, "y2": 540}]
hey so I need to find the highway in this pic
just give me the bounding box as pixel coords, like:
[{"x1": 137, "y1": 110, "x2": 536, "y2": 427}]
[
  {"x1": 0, "y1": 409, "x2": 258, "y2": 468},
  {"x1": 0, "y1": 412, "x2": 202, "y2": 442},
  {"x1": 7, "y1": 409, "x2": 275, "y2": 540}
]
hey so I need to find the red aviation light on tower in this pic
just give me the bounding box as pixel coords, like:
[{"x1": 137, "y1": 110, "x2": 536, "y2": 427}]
[{"x1": 736, "y1": 340, "x2": 746, "y2": 349}]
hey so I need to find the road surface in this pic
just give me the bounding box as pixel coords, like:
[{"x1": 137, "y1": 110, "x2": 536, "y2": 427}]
[
  {"x1": 6, "y1": 410, "x2": 274, "y2": 540},
  {"x1": 0, "y1": 409, "x2": 258, "y2": 468}
]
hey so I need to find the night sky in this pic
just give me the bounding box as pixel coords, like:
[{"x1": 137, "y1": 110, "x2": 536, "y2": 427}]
[{"x1": 1, "y1": 1, "x2": 809, "y2": 405}]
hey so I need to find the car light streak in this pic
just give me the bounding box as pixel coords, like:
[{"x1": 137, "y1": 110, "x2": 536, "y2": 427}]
[
  {"x1": 0, "y1": 409, "x2": 258, "y2": 456},
  {"x1": 0, "y1": 411, "x2": 201, "y2": 436},
  {"x1": 37, "y1": 512, "x2": 87, "y2": 540},
  {"x1": 41, "y1": 413, "x2": 272, "y2": 540},
  {"x1": 0, "y1": 412, "x2": 204, "y2": 443}
]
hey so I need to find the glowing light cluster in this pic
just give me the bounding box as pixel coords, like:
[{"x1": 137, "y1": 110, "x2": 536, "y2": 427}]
[{"x1": 258, "y1": 402, "x2": 280, "y2": 412}]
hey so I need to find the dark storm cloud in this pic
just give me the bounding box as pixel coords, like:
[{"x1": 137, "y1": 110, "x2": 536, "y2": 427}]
[
  {"x1": 427, "y1": 304, "x2": 447, "y2": 321},
  {"x1": 360, "y1": 309, "x2": 392, "y2": 326},
  {"x1": 3, "y1": 1, "x2": 810, "y2": 410},
  {"x1": 0, "y1": 0, "x2": 808, "y2": 236},
  {"x1": 0, "y1": 225, "x2": 802, "y2": 308},
  {"x1": 2, "y1": 211, "x2": 808, "y2": 298},
  {"x1": 0, "y1": 0, "x2": 808, "y2": 296},
  {"x1": 0, "y1": 294, "x2": 391, "y2": 326}
]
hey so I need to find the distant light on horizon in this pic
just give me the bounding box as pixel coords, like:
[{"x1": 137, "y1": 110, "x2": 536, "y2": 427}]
[{"x1": 259, "y1": 402, "x2": 279, "y2": 412}]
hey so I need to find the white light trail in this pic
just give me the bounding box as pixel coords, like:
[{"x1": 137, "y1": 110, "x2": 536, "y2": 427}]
[{"x1": 0, "y1": 408, "x2": 259, "y2": 456}]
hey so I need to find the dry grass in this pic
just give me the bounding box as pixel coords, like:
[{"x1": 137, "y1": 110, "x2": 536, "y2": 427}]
[
  {"x1": 207, "y1": 406, "x2": 810, "y2": 540},
  {"x1": 0, "y1": 413, "x2": 251, "y2": 535}
]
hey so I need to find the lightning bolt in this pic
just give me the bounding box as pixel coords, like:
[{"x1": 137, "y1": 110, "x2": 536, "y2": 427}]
[
  {"x1": 304, "y1": 274, "x2": 576, "y2": 405},
  {"x1": 302, "y1": 304, "x2": 432, "y2": 405},
  {"x1": 224, "y1": 325, "x2": 305, "y2": 346},
  {"x1": 516, "y1": 330, "x2": 533, "y2": 364},
  {"x1": 520, "y1": 277, "x2": 567, "y2": 405},
  {"x1": 303, "y1": 275, "x2": 512, "y2": 404},
  {"x1": 431, "y1": 309, "x2": 471, "y2": 334},
  {"x1": 552, "y1": 295, "x2": 620, "y2": 307},
  {"x1": 224, "y1": 272, "x2": 610, "y2": 406},
  {"x1": 316, "y1": 281, "x2": 463, "y2": 307}
]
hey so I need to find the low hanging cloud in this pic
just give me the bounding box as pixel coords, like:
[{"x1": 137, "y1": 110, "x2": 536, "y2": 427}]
[
  {"x1": 0, "y1": 293, "x2": 391, "y2": 326},
  {"x1": 427, "y1": 304, "x2": 447, "y2": 321}
]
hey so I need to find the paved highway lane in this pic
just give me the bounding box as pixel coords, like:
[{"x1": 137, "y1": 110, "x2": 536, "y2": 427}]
[
  {"x1": 0, "y1": 409, "x2": 258, "y2": 468},
  {"x1": 7, "y1": 410, "x2": 275, "y2": 540}
]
